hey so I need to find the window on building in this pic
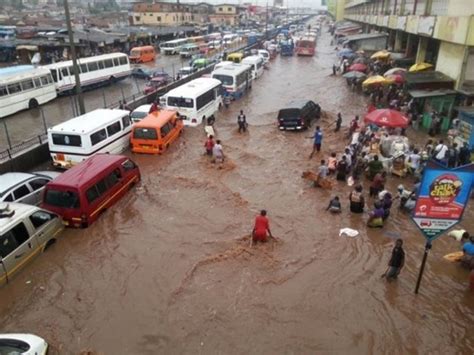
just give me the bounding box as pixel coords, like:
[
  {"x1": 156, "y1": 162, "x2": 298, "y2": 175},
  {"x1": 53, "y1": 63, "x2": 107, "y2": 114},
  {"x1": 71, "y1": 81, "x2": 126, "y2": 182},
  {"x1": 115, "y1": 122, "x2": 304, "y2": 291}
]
[
  {"x1": 228, "y1": 7, "x2": 232, "y2": 11},
  {"x1": 219, "y1": 7, "x2": 223, "y2": 11},
  {"x1": 157, "y1": 16, "x2": 161, "y2": 21},
  {"x1": 135, "y1": 16, "x2": 141, "y2": 22}
]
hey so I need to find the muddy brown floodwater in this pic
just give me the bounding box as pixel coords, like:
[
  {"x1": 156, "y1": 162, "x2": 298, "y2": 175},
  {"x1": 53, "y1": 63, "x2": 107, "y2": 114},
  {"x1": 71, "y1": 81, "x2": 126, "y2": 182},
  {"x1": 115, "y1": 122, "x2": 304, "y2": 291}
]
[{"x1": 1, "y1": 26, "x2": 474, "y2": 355}]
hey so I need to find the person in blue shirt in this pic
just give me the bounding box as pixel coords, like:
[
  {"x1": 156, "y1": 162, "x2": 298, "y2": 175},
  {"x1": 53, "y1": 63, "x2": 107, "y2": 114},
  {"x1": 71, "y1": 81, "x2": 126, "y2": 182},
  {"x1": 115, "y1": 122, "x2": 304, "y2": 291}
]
[
  {"x1": 308, "y1": 126, "x2": 323, "y2": 159},
  {"x1": 462, "y1": 236, "x2": 474, "y2": 269}
]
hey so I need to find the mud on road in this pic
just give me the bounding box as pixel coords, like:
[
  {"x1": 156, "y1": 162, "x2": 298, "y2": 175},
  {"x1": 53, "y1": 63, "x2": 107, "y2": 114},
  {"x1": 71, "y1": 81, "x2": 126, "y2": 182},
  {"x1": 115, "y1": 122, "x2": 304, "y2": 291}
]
[{"x1": 1, "y1": 30, "x2": 474, "y2": 355}]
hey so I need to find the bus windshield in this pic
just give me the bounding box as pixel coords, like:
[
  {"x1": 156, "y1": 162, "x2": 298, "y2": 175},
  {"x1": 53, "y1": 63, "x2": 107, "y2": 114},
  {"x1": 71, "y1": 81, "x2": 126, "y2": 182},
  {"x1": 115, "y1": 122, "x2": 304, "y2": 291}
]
[
  {"x1": 45, "y1": 189, "x2": 80, "y2": 209},
  {"x1": 212, "y1": 74, "x2": 233, "y2": 86},
  {"x1": 167, "y1": 96, "x2": 194, "y2": 108},
  {"x1": 133, "y1": 127, "x2": 158, "y2": 140}
]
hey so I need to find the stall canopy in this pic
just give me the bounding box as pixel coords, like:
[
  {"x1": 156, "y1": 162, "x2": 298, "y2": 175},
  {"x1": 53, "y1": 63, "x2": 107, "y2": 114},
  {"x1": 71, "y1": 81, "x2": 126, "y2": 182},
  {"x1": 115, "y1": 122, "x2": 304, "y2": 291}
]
[{"x1": 405, "y1": 71, "x2": 455, "y2": 90}]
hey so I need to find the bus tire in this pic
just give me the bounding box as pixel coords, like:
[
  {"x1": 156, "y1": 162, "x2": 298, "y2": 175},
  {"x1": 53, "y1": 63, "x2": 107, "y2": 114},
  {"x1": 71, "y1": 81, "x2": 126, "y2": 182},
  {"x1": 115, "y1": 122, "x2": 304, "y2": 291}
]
[
  {"x1": 29, "y1": 99, "x2": 39, "y2": 109},
  {"x1": 44, "y1": 239, "x2": 56, "y2": 251},
  {"x1": 110, "y1": 76, "x2": 117, "y2": 84},
  {"x1": 218, "y1": 102, "x2": 222, "y2": 110}
]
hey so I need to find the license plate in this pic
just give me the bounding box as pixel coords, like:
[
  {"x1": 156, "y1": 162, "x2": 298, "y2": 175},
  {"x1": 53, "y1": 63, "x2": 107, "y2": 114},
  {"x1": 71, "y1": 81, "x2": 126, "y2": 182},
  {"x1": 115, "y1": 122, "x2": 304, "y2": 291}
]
[{"x1": 62, "y1": 220, "x2": 69, "y2": 226}]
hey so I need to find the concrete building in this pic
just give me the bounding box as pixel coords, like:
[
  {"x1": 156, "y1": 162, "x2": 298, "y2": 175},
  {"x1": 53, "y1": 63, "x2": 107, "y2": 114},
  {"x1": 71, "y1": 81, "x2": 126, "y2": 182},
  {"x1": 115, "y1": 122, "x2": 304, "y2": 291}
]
[
  {"x1": 327, "y1": 0, "x2": 345, "y2": 21},
  {"x1": 209, "y1": 3, "x2": 240, "y2": 26},
  {"x1": 343, "y1": 0, "x2": 474, "y2": 93},
  {"x1": 131, "y1": 2, "x2": 194, "y2": 26}
]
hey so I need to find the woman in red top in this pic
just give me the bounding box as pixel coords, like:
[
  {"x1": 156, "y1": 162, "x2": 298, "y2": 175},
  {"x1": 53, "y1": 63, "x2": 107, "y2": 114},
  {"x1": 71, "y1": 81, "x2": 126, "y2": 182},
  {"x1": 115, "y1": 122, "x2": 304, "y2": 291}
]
[
  {"x1": 204, "y1": 135, "x2": 215, "y2": 156},
  {"x1": 252, "y1": 210, "x2": 273, "y2": 243}
]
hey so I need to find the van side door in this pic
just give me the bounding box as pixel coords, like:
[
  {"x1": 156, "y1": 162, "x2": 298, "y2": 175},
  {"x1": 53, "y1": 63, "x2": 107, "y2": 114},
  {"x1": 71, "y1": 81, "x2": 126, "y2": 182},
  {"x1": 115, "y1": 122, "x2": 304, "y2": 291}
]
[
  {"x1": 11, "y1": 183, "x2": 35, "y2": 205},
  {"x1": 0, "y1": 222, "x2": 38, "y2": 284}
]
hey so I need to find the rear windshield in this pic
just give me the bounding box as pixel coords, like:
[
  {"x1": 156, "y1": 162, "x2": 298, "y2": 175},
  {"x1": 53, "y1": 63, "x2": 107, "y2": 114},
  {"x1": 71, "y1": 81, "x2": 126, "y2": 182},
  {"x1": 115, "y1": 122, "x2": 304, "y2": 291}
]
[
  {"x1": 133, "y1": 127, "x2": 158, "y2": 140},
  {"x1": 278, "y1": 108, "x2": 300, "y2": 119},
  {"x1": 212, "y1": 74, "x2": 233, "y2": 86},
  {"x1": 130, "y1": 111, "x2": 148, "y2": 120},
  {"x1": 44, "y1": 189, "x2": 80, "y2": 209},
  {"x1": 51, "y1": 133, "x2": 82, "y2": 147},
  {"x1": 167, "y1": 96, "x2": 193, "y2": 108}
]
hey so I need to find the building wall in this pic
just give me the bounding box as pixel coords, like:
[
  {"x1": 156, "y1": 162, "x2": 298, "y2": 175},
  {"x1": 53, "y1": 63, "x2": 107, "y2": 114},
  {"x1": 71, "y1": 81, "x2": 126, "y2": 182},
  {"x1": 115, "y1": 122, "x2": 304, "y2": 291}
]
[
  {"x1": 436, "y1": 41, "x2": 466, "y2": 85},
  {"x1": 214, "y1": 5, "x2": 237, "y2": 15},
  {"x1": 132, "y1": 12, "x2": 193, "y2": 26},
  {"x1": 209, "y1": 14, "x2": 238, "y2": 26}
]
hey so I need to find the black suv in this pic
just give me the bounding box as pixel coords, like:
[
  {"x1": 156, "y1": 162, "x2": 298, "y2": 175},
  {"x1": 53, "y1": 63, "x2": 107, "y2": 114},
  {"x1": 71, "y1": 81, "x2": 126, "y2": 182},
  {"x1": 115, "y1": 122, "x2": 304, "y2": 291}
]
[{"x1": 277, "y1": 100, "x2": 321, "y2": 131}]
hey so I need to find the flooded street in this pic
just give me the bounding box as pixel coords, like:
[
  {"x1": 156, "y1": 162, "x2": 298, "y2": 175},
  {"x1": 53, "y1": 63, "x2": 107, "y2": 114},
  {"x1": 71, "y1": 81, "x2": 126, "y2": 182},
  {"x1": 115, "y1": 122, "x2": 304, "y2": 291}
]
[{"x1": 1, "y1": 29, "x2": 474, "y2": 354}]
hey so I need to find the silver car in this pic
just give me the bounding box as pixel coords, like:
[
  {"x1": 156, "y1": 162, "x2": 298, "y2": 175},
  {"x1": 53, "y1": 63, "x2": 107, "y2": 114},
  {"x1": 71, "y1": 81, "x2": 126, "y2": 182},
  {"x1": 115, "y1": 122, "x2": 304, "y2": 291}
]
[{"x1": 0, "y1": 171, "x2": 61, "y2": 206}]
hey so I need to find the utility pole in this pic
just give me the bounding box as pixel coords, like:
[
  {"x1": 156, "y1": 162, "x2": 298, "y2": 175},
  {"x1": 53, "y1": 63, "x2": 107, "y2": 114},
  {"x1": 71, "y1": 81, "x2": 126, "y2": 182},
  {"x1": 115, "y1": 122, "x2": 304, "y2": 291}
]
[
  {"x1": 64, "y1": 0, "x2": 85, "y2": 115},
  {"x1": 265, "y1": 1, "x2": 268, "y2": 39}
]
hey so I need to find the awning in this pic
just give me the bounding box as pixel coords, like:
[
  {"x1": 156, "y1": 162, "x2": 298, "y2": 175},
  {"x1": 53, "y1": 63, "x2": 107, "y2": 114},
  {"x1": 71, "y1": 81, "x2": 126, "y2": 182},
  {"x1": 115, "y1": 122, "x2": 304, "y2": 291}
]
[
  {"x1": 16, "y1": 45, "x2": 38, "y2": 51},
  {"x1": 408, "y1": 89, "x2": 458, "y2": 99}
]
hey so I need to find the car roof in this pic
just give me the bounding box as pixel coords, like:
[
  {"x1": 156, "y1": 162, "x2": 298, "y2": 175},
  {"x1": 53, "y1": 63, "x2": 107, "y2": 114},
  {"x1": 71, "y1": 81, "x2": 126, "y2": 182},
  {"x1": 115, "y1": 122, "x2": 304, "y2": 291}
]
[
  {"x1": 46, "y1": 154, "x2": 129, "y2": 190},
  {"x1": 0, "y1": 173, "x2": 36, "y2": 196},
  {"x1": 0, "y1": 203, "x2": 39, "y2": 231},
  {"x1": 132, "y1": 104, "x2": 152, "y2": 113},
  {"x1": 283, "y1": 100, "x2": 314, "y2": 109},
  {"x1": 133, "y1": 110, "x2": 178, "y2": 129},
  {"x1": 48, "y1": 109, "x2": 129, "y2": 135}
]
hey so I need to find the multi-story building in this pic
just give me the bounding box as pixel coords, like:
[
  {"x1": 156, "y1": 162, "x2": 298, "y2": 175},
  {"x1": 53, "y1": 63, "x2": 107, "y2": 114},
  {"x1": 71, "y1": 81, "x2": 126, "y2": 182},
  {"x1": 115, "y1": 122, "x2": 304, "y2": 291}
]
[
  {"x1": 131, "y1": 2, "x2": 194, "y2": 26},
  {"x1": 327, "y1": 0, "x2": 346, "y2": 21},
  {"x1": 343, "y1": 0, "x2": 474, "y2": 93},
  {"x1": 209, "y1": 3, "x2": 240, "y2": 26}
]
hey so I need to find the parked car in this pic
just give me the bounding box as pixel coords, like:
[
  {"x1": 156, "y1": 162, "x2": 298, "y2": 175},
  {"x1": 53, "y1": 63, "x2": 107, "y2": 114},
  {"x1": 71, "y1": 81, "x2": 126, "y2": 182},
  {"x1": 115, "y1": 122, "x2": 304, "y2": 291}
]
[
  {"x1": 130, "y1": 104, "x2": 152, "y2": 123},
  {"x1": 144, "y1": 76, "x2": 171, "y2": 95},
  {"x1": 0, "y1": 171, "x2": 61, "y2": 206},
  {"x1": 0, "y1": 204, "x2": 64, "y2": 286},
  {"x1": 277, "y1": 100, "x2": 321, "y2": 131},
  {"x1": 0, "y1": 333, "x2": 49, "y2": 354}
]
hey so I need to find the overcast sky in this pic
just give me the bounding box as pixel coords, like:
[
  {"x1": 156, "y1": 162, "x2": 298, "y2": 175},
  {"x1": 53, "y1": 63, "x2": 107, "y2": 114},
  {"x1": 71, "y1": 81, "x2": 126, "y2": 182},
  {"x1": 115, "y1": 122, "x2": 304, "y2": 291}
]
[{"x1": 180, "y1": 0, "x2": 324, "y2": 8}]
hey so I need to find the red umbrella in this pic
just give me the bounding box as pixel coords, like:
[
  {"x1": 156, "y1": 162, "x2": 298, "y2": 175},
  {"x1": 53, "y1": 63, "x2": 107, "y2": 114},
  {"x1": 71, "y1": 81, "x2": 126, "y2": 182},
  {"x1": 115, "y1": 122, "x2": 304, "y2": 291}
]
[
  {"x1": 364, "y1": 109, "x2": 409, "y2": 128},
  {"x1": 386, "y1": 73, "x2": 405, "y2": 84},
  {"x1": 348, "y1": 63, "x2": 367, "y2": 72}
]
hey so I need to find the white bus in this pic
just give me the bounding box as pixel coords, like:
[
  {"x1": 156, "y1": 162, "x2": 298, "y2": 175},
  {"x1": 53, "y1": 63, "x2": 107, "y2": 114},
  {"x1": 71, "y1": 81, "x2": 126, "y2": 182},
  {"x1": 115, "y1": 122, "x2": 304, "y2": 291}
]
[
  {"x1": 211, "y1": 64, "x2": 252, "y2": 99},
  {"x1": 223, "y1": 34, "x2": 238, "y2": 46},
  {"x1": 48, "y1": 109, "x2": 132, "y2": 169},
  {"x1": 45, "y1": 53, "x2": 131, "y2": 95},
  {"x1": 160, "y1": 38, "x2": 189, "y2": 55},
  {"x1": 0, "y1": 65, "x2": 57, "y2": 118},
  {"x1": 242, "y1": 55, "x2": 264, "y2": 80},
  {"x1": 179, "y1": 43, "x2": 200, "y2": 58},
  {"x1": 160, "y1": 78, "x2": 223, "y2": 127}
]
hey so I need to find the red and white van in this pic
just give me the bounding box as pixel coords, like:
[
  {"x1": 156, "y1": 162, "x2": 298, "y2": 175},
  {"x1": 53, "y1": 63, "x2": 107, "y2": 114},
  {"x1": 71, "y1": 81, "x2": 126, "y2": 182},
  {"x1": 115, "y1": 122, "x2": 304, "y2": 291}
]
[{"x1": 41, "y1": 154, "x2": 140, "y2": 228}]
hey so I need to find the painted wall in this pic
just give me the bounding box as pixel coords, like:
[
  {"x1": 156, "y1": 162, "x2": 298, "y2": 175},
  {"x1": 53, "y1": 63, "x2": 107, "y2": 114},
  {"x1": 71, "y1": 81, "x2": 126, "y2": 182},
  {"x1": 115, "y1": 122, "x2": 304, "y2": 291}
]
[
  {"x1": 436, "y1": 41, "x2": 466, "y2": 87},
  {"x1": 447, "y1": 0, "x2": 474, "y2": 17}
]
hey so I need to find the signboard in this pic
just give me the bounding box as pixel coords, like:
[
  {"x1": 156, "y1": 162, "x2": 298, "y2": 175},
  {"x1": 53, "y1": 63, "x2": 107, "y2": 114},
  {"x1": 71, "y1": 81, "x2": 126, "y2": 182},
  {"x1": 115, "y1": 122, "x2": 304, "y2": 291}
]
[{"x1": 412, "y1": 162, "x2": 473, "y2": 241}]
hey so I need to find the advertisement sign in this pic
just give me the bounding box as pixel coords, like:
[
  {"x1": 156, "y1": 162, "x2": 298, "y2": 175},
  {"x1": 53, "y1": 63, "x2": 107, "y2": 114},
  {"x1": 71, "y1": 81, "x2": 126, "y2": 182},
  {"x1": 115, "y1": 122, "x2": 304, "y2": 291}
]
[{"x1": 412, "y1": 162, "x2": 473, "y2": 241}]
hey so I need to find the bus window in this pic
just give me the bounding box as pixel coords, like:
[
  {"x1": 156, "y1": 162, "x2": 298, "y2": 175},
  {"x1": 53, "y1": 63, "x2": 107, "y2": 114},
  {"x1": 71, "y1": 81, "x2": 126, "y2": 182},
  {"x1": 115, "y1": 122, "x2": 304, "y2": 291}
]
[
  {"x1": 0, "y1": 86, "x2": 7, "y2": 96},
  {"x1": 98, "y1": 61, "x2": 105, "y2": 69},
  {"x1": 122, "y1": 115, "x2": 131, "y2": 128},
  {"x1": 34, "y1": 78, "x2": 41, "y2": 87},
  {"x1": 7, "y1": 82, "x2": 21, "y2": 94},
  {"x1": 104, "y1": 59, "x2": 113, "y2": 68},
  {"x1": 90, "y1": 129, "x2": 107, "y2": 146},
  {"x1": 119, "y1": 56, "x2": 128, "y2": 65},
  {"x1": 61, "y1": 67, "x2": 69, "y2": 77},
  {"x1": 80, "y1": 63, "x2": 88, "y2": 73},
  {"x1": 21, "y1": 79, "x2": 34, "y2": 91},
  {"x1": 160, "y1": 123, "x2": 172, "y2": 138},
  {"x1": 52, "y1": 133, "x2": 82, "y2": 147},
  {"x1": 88, "y1": 62, "x2": 98, "y2": 71},
  {"x1": 41, "y1": 76, "x2": 50, "y2": 86},
  {"x1": 106, "y1": 121, "x2": 121, "y2": 136},
  {"x1": 113, "y1": 58, "x2": 120, "y2": 66}
]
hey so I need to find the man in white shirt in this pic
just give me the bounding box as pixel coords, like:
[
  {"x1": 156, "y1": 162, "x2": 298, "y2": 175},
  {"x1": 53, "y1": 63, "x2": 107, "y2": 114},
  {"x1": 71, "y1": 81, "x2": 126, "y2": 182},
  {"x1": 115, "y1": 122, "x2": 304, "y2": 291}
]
[
  {"x1": 212, "y1": 140, "x2": 224, "y2": 164},
  {"x1": 434, "y1": 139, "x2": 448, "y2": 163},
  {"x1": 407, "y1": 148, "x2": 421, "y2": 175}
]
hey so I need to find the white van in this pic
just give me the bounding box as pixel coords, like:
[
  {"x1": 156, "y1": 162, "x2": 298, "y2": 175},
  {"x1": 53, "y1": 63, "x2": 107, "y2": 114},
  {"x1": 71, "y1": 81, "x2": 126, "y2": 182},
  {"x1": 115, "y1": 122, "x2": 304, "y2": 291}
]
[
  {"x1": 0, "y1": 203, "x2": 63, "y2": 286},
  {"x1": 48, "y1": 109, "x2": 132, "y2": 169},
  {"x1": 242, "y1": 55, "x2": 264, "y2": 80},
  {"x1": 258, "y1": 50, "x2": 270, "y2": 65}
]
